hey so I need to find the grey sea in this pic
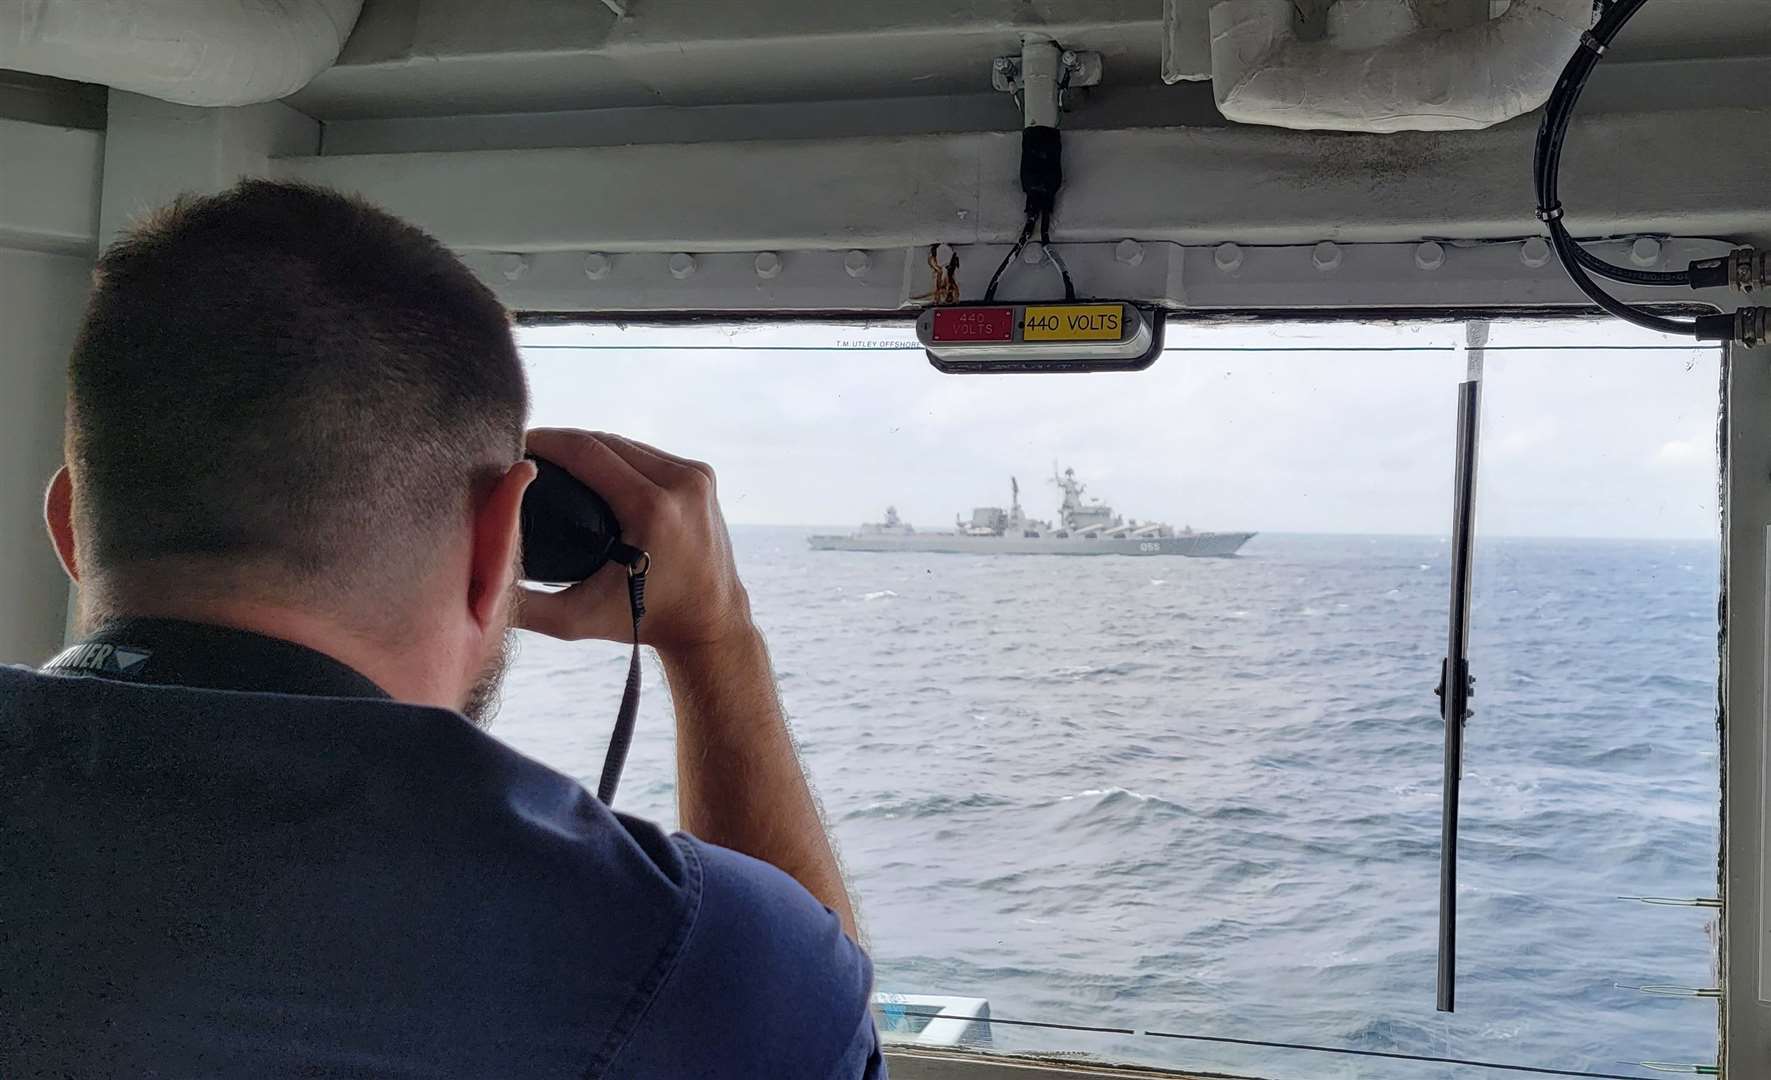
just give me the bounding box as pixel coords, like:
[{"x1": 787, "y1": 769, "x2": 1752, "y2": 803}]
[{"x1": 496, "y1": 529, "x2": 1721, "y2": 1080}]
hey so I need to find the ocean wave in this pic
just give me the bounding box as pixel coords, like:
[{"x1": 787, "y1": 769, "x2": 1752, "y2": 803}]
[
  {"x1": 1639, "y1": 672, "x2": 1712, "y2": 693},
  {"x1": 1041, "y1": 661, "x2": 1155, "y2": 682},
  {"x1": 1051, "y1": 785, "x2": 1192, "y2": 818},
  {"x1": 1574, "y1": 741, "x2": 1659, "y2": 767},
  {"x1": 1473, "y1": 889, "x2": 1560, "y2": 919},
  {"x1": 1202, "y1": 803, "x2": 1277, "y2": 822},
  {"x1": 1057, "y1": 785, "x2": 1141, "y2": 803},
  {"x1": 843, "y1": 791, "x2": 1016, "y2": 820},
  {"x1": 1342, "y1": 1017, "x2": 1440, "y2": 1051}
]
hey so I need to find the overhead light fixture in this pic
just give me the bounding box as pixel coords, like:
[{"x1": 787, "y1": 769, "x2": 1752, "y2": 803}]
[{"x1": 917, "y1": 301, "x2": 1164, "y2": 374}]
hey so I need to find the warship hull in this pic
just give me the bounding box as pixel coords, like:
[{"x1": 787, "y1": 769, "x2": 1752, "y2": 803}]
[{"x1": 807, "y1": 531, "x2": 1256, "y2": 557}]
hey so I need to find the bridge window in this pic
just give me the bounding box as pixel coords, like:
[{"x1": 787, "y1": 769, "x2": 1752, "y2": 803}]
[{"x1": 496, "y1": 317, "x2": 1721, "y2": 1078}]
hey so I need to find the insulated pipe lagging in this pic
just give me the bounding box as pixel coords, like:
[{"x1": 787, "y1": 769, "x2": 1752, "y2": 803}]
[
  {"x1": 0, "y1": 0, "x2": 363, "y2": 107},
  {"x1": 1207, "y1": 0, "x2": 1594, "y2": 133}
]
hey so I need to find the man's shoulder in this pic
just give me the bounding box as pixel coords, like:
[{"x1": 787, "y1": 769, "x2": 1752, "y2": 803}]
[
  {"x1": 2, "y1": 662, "x2": 694, "y2": 887},
  {"x1": 0, "y1": 664, "x2": 883, "y2": 1077},
  {"x1": 3, "y1": 663, "x2": 835, "y2": 956},
  {"x1": 0, "y1": 668, "x2": 694, "y2": 1070}
]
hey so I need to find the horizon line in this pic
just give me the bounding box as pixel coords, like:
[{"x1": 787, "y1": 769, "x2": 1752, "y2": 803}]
[{"x1": 724, "y1": 525, "x2": 1722, "y2": 544}]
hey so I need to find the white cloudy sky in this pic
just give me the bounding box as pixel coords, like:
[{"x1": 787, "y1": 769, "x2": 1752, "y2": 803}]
[{"x1": 518, "y1": 318, "x2": 1721, "y2": 540}]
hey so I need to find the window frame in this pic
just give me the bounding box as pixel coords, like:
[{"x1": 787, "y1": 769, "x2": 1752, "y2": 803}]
[{"x1": 511, "y1": 311, "x2": 1738, "y2": 1078}]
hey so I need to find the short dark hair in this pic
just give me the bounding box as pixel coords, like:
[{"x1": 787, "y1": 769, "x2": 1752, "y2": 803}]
[{"x1": 67, "y1": 180, "x2": 527, "y2": 615}]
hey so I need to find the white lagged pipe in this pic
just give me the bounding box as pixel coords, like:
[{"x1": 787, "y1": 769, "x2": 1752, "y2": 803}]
[
  {"x1": 1208, "y1": 0, "x2": 1595, "y2": 133},
  {"x1": 0, "y1": 0, "x2": 363, "y2": 107}
]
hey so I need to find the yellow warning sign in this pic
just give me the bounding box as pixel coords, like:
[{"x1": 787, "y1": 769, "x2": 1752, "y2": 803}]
[{"x1": 1022, "y1": 304, "x2": 1126, "y2": 341}]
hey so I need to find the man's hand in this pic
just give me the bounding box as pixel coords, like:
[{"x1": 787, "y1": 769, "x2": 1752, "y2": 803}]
[
  {"x1": 519, "y1": 429, "x2": 860, "y2": 940},
  {"x1": 518, "y1": 429, "x2": 753, "y2": 655}
]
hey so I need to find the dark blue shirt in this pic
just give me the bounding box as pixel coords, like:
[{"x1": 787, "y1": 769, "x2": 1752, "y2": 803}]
[{"x1": 0, "y1": 620, "x2": 883, "y2": 1079}]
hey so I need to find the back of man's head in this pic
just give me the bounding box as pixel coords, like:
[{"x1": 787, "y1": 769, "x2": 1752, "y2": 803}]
[{"x1": 65, "y1": 180, "x2": 528, "y2": 631}]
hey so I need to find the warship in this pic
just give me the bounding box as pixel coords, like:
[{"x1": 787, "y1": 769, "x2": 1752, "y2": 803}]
[{"x1": 808, "y1": 467, "x2": 1254, "y2": 557}]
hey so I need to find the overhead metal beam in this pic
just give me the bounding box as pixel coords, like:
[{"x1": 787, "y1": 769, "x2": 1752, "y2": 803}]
[
  {"x1": 277, "y1": 104, "x2": 1771, "y2": 255},
  {"x1": 460, "y1": 236, "x2": 1736, "y2": 316},
  {"x1": 281, "y1": 131, "x2": 1016, "y2": 253},
  {"x1": 290, "y1": 0, "x2": 1166, "y2": 119},
  {"x1": 299, "y1": 55, "x2": 1771, "y2": 157}
]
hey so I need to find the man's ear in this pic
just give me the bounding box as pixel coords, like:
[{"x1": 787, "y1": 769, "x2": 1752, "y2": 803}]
[
  {"x1": 468, "y1": 459, "x2": 536, "y2": 631},
  {"x1": 44, "y1": 466, "x2": 79, "y2": 583}
]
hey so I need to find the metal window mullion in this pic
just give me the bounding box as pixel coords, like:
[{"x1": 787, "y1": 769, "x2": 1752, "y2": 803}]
[{"x1": 1437, "y1": 323, "x2": 1486, "y2": 1013}]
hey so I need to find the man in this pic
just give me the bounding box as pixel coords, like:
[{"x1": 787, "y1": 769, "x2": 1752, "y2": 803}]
[{"x1": 0, "y1": 180, "x2": 884, "y2": 1078}]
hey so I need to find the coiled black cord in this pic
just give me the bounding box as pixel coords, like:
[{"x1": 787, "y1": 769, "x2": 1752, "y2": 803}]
[{"x1": 1533, "y1": 0, "x2": 1695, "y2": 336}]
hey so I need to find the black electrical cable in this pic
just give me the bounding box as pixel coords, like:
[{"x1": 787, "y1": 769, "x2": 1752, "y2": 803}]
[
  {"x1": 983, "y1": 210, "x2": 1078, "y2": 303},
  {"x1": 1551, "y1": 223, "x2": 1694, "y2": 337},
  {"x1": 1533, "y1": 5, "x2": 1629, "y2": 239},
  {"x1": 1529, "y1": 17, "x2": 1690, "y2": 296},
  {"x1": 1039, "y1": 210, "x2": 1077, "y2": 302},
  {"x1": 983, "y1": 214, "x2": 1037, "y2": 302},
  {"x1": 1532, "y1": 0, "x2": 1698, "y2": 336},
  {"x1": 981, "y1": 62, "x2": 1081, "y2": 305},
  {"x1": 1569, "y1": 243, "x2": 1692, "y2": 288}
]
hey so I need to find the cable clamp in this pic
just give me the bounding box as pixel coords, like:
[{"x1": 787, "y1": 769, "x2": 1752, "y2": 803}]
[
  {"x1": 1534, "y1": 205, "x2": 1564, "y2": 224},
  {"x1": 1733, "y1": 247, "x2": 1767, "y2": 295},
  {"x1": 1579, "y1": 31, "x2": 1608, "y2": 57},
  {"x1": 1743, "y1": 308, "x2": 1770, "y2": 349}
]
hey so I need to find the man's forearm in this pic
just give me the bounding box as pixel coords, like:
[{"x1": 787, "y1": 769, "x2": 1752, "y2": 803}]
[
  {"x1": 661, "y1": 627, "x2": 859, "y2": 939},
  {"x1": 517, "y1": 432, "x2": 859, "y2": 937}
]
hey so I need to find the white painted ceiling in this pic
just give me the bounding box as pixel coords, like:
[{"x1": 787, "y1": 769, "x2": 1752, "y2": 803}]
[{"x1": 289, "y1": 0, "x2": 1771, "y2": 120}]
